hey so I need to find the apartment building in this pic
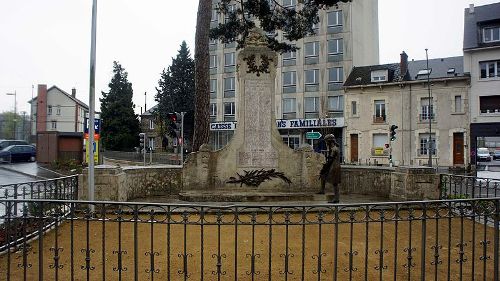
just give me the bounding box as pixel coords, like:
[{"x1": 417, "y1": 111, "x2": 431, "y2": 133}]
[
  {"x1": 344, "y1": 53, "x2": 470, "y2": 167},
  {"x1": 29, "y1": 84, "x2": 88, "y2": 138},
  {"x1": 463, "y1": 3, "x2": 500, "y2": 157},
  {"x1": 208, "y1": 0, "x2": 379, "y2": 155}
]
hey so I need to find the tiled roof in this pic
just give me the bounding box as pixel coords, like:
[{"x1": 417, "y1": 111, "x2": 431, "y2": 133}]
[
  {"x1": 344, "y1": 56, "x2": 467, "y2": 87},
  {"x1": 464, "y1": 3, "x2": 500, "y2": 50},
  {"x1": 142, "y1": 105, "x2": 158, "y2": 116}
]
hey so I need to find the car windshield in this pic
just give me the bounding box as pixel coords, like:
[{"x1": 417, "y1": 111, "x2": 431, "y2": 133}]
[
  {"x1": 1, "y1": 145, "x2": 15, "y2": 152},
  {"x1": 477, "y1": 148, "x2": 489, "y2": 154}
]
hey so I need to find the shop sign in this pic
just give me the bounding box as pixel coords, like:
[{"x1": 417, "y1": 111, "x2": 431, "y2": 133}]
[
  {"x1": 276, "y1": 117, "x2": 344, "y2": 129},
  {"x1": 210, "y1": 122, "x2": 237, "y2": 131},
  {"x1": 374, "y1": 147, "x2": 385, "y2": 156}
]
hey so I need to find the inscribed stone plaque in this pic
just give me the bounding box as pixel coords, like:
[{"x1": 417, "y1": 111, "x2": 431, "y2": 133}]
[{"x1": 238, "y1": 78, "x2": 278, "y2": 167}]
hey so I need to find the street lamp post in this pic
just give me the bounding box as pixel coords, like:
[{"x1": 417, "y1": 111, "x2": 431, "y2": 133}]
[
  {"x1": 6, "y1": 91, "x2": 17, "y2": 139},
  {"x1": 88, "y1": 0, "x2": 97, "y2": 210}
]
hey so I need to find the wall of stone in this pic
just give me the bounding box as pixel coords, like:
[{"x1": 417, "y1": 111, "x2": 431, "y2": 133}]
[
  {"x1": 339, "y1": 166, "x2": 394, "y2": 197},
  {"x1": 78, "y1": 165, "x2": 182, "y2": 201}
]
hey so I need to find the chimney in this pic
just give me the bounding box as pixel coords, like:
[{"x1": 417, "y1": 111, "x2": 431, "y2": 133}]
[
  {"x1": 400, "y1": 51, "x2": 408, "y2": 79},
  {"x1": 469, "y1": 4, "x2": 474, "y2": 14},
  {"x1": 36, "y1": 84, "x2": 48, "y2": 132},
  {"x1": 71, "y1": 88, "x2": 76, "y2": 98}
]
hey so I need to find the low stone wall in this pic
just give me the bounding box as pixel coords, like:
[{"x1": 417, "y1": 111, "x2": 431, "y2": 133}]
[
  {"x1": 78, "y1": 165, "x2": 182, "y2": 201},
  {"x1": 78, "y1": 165, "x2": 440, "y2": 202},
  {"x1": 340, "y1": 166, "x2": 394, "y2": 197}
]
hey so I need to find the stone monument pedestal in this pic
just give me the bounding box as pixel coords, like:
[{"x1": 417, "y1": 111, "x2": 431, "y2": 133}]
[
  {"x1": 390, "y1": 166, "x2": 440, "y2": 201},
  {"x1": 183, "y1": 30, "x2": 324, "y2": 198}
]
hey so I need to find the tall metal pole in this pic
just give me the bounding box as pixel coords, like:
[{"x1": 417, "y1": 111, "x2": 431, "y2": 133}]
[
  {"x1": 181, "y1": 112, "x2": 185, "y2": 166},
  {"x1": 426, "y1": 49, "x2": 432, "y2": 168},
  {"x1": 6, "y1": 91, "x2": 17, "y2": 139},
  {"x1": 88, "y1": 0, "x2": 97, "y2": 208},
  {"x1": 31, "y1": 85, "x2": 34, "y2": 142}
]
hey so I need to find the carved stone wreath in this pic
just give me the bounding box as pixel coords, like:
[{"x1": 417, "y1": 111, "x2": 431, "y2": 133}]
[
  {"x1": 227, "y1": 169, "x2": 291, "y2": 187},
  {"x1": 243, "y1": 54, "x2": 272, "y2": 77}
]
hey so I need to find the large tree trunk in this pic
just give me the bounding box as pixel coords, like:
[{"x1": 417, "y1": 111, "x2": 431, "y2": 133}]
[{"x1": 192, "y1": 0, "x2": 212, "y2": 152}]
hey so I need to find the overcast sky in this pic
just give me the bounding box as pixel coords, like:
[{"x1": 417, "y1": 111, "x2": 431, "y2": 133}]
[{"x1": 0, "y1": 0, "x2": 498, "y2": 115}]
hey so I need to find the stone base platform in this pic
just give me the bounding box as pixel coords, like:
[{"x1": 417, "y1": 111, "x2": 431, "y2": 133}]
[{"x1": 179, "y1": 191, "x2": 320, "y2": 202}]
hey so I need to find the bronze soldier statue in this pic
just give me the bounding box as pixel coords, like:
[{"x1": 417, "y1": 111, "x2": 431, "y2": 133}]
[{"x1": 318, "y1": 134, "x2": 341, "y2": 203}]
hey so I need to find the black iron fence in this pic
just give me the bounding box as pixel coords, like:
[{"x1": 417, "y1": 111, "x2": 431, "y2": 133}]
[
  {"x1": 1, "y1": 198, "x2": 499, "y2": 281},
  {"x1": 441, "y1": 173, "x2": 500, "y2": 199}
]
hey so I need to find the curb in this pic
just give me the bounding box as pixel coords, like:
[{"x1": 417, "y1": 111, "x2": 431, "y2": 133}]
[{"x1": 0, "y1": 165, "x2": 47, "y2": 180}]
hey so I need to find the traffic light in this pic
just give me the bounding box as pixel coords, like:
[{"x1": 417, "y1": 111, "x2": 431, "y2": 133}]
[
  {"x1": 167, "y1": 112, "x2": 182, "y2": 138},
  {"x1": 390, "y1": 125, "x2": 398, "y2": 141},
  {"x1": 139, "y1": 133, "x2": 146, "y2": 149}
]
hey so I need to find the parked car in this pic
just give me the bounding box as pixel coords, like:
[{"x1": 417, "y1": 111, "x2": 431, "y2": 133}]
[
  {"x1": 0, "y1": 145, "x2": 36, "y2": 163},
  {"x1": 476, "y1": 147, "x2": 491, "y2": 162},
  {"x1": 0, "y1": 139, "x2": 29, "y2": 150},
  {"x1": 493, "y1": 150, "x2": 500, "y2": 160}
]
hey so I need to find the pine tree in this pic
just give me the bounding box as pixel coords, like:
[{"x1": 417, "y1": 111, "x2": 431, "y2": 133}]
[
  {"x1": 155, "y1": 41, "x2": 196, "y2": 149},
  {"x1": 100, "y1": 61, "x2": 140, "y2": 151}
]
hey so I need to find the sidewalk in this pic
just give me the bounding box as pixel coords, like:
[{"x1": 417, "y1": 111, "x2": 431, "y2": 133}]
[{"x1": 0, "y1": 162, "x2": 64, "y2": 180}]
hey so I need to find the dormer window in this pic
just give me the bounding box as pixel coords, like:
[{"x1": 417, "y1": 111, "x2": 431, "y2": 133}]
[
  {"x1": 483, "y1": 26, "x2": 500, "y2": 43},
  {"x1": 417, "y1": 69, "x2": 432, "y2": 76},
  {"x1": 371, "y1": 70, "x2": 388, "y2": 82},
  {"x1": 447, "y1": 68, "x2": 456, "y2": 74}
]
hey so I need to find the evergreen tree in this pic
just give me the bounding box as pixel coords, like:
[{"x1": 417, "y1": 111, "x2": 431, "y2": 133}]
[
  {"x1": 155, "y1": 41, "x2": 195, "y2": 149},
  {"x1": 193, "y1": 0, "x2": 350, "y2": 151},
  {"x1": 100, "y1": 61, "x2": 140, "y2": 151}
]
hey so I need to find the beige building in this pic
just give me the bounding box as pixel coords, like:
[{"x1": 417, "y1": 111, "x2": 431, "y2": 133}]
[
  {"x1": 344, "y1": 53, "x2": 470, "y2": 167},
  {"x1": 208, "y1": 0, "x2": 379, "y2": 154},
  {"x1": 29, "y1": 85, "x2": 88, "y2": 139},
  {"x1": 463, "y1": 3, "x2": 500, "y2": 157}
]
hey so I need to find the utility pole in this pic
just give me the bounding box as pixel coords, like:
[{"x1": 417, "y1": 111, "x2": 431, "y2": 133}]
[
  {"x1": 425, "y1": 49, "x2": 433, "y2": 168},
  {"x1": 88, "y1": 0, "x2": 97, "y2": 209},
  {"x1": 6, "y1": 91, "x2": 17, "y2": 139},
  {"x1": 181, "y1": 112, "x2": 185, "y2": 165}
]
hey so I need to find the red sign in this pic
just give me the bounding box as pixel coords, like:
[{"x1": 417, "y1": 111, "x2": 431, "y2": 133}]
[{"x1": 84, "y1": 133, "x2": 100, "y2": 141}]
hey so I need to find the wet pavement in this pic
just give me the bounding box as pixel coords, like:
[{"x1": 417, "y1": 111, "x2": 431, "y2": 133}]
[{"x1": 0, "y1": 162, "x2": 63, "y2": 185}]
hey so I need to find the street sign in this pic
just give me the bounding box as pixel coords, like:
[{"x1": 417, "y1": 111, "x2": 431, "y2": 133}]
[
  {"x1": 306, "y1": 131, "x2": 322, "y2": 140},
  {"x1": 85, "y1": 139, "x2": 99, "y2": 164},
  {"x1": 84, "y1": 118, "x2": 101, "y2": 134}
]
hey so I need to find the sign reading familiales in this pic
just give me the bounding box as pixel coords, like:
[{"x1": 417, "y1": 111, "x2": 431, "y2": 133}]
[{"x1": 210, "y1": 118, "x2": 344, "y2": 131}]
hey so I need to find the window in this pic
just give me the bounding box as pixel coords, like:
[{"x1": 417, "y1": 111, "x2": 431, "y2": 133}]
[
  {"x1": 56, "y1": 105, "x2": 61, "y2": 115},
  {"x1": 48, "y1": 105, "x2": 52, "y2": 115},
  {"x1": 224, "y1": 102, "x2": 235, "y2": 121},
  {"x1": 328, "y1": 67, "x2": 343, "y2": 83},
  {"x1": 211, "y1": 8, "x2": 218, "y2": 23},
  {"x1": 149, "y1": 119, "x2": 154, "y2": 130},
  {"x1": 480, "y1": 60, "x2": 500, "y2": 78},
  {"x1": 374, "y1": 100, "x2": 386, "y2": 123},
  {"x1": 420, "y1": 97, "x2": 434, "y2": 121},
  {"x1": 283, "y1": 0, "x2": 296, "y2": 8},
  {"x1": 454, "y1": 96, "x2": 462, "y2": 113},
  {"x1": 327, "y1": 10, "x2": 343, "y2": 27},
  {"x1": 224, "y1": 77, "x2": 235, "y2": 98},
  {"x1": 304, "y1": 97, "x2": 319, "y2": 119},
  {"x1": 371, "y1": 70, "x2": 388, "y2": 82},
  {"x1": 210, "y1": 103, "x2": 217, "y2": 122},
  {"x1": 282, "y1": 47, "x2": 297, "y2": 65},
  {"x1": 224, "y1": 52, "x2": 235, "y2": 66},
  {"x1": 328, "y1": 96, "x2": 344, "y2": 113},
  {"x1": 283, "y1": 136, "x2": 300, "y2": 149},
  {"x1": 373, "y1": 134, "x2": 388, "y2": 148},
  {"x1": 483, "y1": 26, "x2": 500, "y2": 43},
  {"x1": 210, "y1": 79, "x2": 217, "y2": 98},
  {"x1": 282, "y1": 71, "x2": 297, "y2": 93},
  {"x1": 479, "y1": 95, "x2": 500, "y2": 114},
  {"x1": 417, "y1": 69, "x2": 432, "y2": 76},
  {"x1": 419, "y1": 134, "x2": 437, "y2": 155},
  {"x1": 328, "y1": 38, "x2": 343, "y2": 55},
  {"x1": 305, "y1": 70, "x2": 319, "y2": 84},
  {"x1": 304, "y1": 41, "x2": 319, "y2": 57},
  {"x1": 210, "y1": 55, "x2": 217, "y2": 69},
  {"x1": 224, "y1": 4, "x2": 236, "y2": 21},
  {"x1": 351, "y1": 101, "x2": 357, "y2": 116},
  {"x1": 51, "y1": 121, "x2": 57, "y2": 129},
  {"x1": 148, "y1": 137, "x2": 155, "y2": 150},
  {"x1": 282, "y1": 98, "x2": 296, "y2": 119}
]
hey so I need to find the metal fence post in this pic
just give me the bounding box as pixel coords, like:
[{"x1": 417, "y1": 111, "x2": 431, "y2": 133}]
[{"x1": 494, "y1": 199, "x2": 499, "y2": 281}]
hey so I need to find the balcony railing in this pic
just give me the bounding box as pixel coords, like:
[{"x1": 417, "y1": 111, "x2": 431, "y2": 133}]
[
  {"x1": 373, "y1": 115, "x2": 386, "y2": 124},
  {"x1": 419, "y1": 113, "x2": 436, "y2": 122}
]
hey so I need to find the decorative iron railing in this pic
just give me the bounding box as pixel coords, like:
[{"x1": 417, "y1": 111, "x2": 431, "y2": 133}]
[
  {"x1": 441, "y1": 173, "x2": 500, "y2": 199},
  {"x1": 1, "y1": 198, "x2": 499, "y2": 281}
]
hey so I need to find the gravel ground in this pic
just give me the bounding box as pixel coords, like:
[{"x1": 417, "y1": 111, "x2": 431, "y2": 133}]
[{"x1": 0, "y1": 212, "x2": 496, "y2": 281}]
